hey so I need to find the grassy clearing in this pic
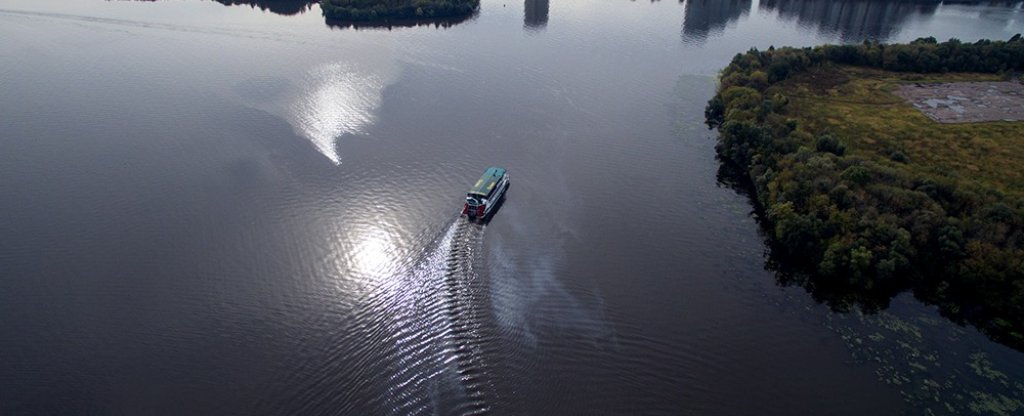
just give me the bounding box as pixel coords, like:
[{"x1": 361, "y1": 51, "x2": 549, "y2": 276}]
[{"x1": 776, "y1": 66, "x2": 1024, "y2": 199}]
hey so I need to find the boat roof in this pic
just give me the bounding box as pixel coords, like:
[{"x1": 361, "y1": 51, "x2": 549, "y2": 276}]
[{"x1": 468, "y1": 167, "x2": 506, "y2": 197}]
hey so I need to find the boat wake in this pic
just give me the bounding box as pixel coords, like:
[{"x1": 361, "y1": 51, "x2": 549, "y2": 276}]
[
  {"x1": 440, "y1": 218, "x2": 494, "y2": 415},
  {"x1": 372, "y1": 216, "x2": 495, "y2": 416}
]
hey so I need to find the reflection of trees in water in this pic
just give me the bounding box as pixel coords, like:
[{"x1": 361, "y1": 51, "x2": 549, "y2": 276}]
[
  {"x1": 764, "y1": 246, "x2": 904, "y2": 315},
  {"x1": 943, "y1": 0, "x2": 1024, "y2": 5},
  {"x1": 524, "y1": 0, "x2": 549, "y2": 30},
  {"x1": 204, "y1": 0, "x2": 479, "y2": 29},
  {"x1": 714, "y1": 162, "x2": 902, "y2": 313},
  {"x1": 716, "y1": 161, "x2": 1024, "y2": 352},
  {"x1": 681, "y1": 0, "x2": 752, "y2": 43},
  {"x1": 947, "y1": 1, "x2": 1024, "y2": 26},
  {"x1": 759, "y1": 0, "x2": 939, "y2": 42},
  {"x1": 213, "y1": 0, "x2": 317, "y2": 16},
  {"x1": 325, "y1": 12, "x2": 478, "y2": 29}
]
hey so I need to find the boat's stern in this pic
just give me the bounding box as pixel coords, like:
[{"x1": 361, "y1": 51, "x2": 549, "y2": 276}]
[{"x1": 463, "y1": 196, "x2": 486, "y2": 218}]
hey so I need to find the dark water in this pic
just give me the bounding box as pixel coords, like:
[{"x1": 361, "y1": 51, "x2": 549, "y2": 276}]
[{"x1": 1, "y1": 0, "x2": 1023, "y2": 414}]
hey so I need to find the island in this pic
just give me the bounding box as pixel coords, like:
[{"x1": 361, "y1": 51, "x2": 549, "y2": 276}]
[
  {"x1": 705, "y1": 36, "x2": 1024, "y2": 350},
  {"x1": 320, "y1": 0, "x2": 479, "y2": 21}
]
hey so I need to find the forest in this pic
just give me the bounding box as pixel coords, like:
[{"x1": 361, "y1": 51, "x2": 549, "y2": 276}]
[{"x1": 705, "y1": 36, "x2": 1024, "y2": 350}]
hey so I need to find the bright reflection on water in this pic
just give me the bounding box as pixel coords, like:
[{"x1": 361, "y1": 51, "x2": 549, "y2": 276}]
[
  {"x1": 292, "y1": 62, "x2": 388, "y2": 163},
  {"x1": 351, "y1": 228, "x2": 397, "y2": 277},
  {"x1": 332, "y1": 218, "x2": 494, "y2": 415}
]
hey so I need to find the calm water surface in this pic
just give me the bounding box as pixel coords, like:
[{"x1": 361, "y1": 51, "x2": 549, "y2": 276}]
[{"x1": 1, "y1": 0, "x2": 1023, "y2": 414}]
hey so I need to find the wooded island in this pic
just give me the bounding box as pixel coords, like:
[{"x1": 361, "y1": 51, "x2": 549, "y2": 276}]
[{"x1": 706, "y1": 36, "x2": 1024, "y2": 349}]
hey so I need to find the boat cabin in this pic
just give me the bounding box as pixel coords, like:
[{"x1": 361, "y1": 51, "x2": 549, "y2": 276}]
[{"x1": 463, "y1": 167, "x2": 509, "y2": 219}]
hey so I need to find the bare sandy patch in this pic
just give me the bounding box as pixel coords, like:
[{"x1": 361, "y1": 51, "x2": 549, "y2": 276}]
[{"x1": 894, "y1": 81, "x2": 1024, "y2": 123}]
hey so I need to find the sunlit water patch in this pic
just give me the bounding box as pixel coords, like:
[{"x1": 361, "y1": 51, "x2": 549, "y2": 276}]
[
  {"x1": 351, "y1": 229, "x2": 398, "y2": 277},
  {"x1": 290, "y1": 62, "x2": 390, "y2": 163}
]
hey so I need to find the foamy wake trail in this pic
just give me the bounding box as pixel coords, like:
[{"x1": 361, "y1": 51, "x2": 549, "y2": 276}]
[{"x1": 373, "y1": 217, "x2": 494, "y2": 415}]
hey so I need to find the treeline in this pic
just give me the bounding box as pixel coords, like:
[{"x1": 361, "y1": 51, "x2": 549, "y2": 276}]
[
  {"x1": 705, "y1": 36, "x2": 1024, "y2": 349},
  {"x1": 321, "y1": 0, "x2": 478, "y2": 21}
]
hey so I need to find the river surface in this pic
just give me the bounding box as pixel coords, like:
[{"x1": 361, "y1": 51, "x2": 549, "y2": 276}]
[{"x1": 2, "y1": 0, "x2": 1023, "y2": 415}]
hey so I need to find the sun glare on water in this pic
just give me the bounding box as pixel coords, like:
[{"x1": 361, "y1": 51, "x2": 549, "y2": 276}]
[{"x1": 351, "y1": 229, "x2": 398, "y2": 278}]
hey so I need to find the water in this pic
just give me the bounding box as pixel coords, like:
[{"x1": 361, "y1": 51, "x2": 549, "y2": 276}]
[{"x1": 1, "y1": 0, "x2": 1022, "y2": 414}]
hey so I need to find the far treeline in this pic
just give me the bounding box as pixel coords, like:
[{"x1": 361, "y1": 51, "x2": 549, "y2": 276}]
[
  {"x1": 705, "y1": 35, "x2": 1024, "y2": 349},
  {"x1": 321, "y1": 0, "x2": 478, "y2": 21}
]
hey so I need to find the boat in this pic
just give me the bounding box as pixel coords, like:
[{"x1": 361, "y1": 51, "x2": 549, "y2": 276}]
[{"x1": 462, "y1": 167, "x2": 509, "y2": 220}]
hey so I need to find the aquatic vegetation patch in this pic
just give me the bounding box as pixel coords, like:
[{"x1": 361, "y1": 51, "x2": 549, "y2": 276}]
[{"x1": 824, "y1": 306, "x2": 1024, "y2": 415}]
